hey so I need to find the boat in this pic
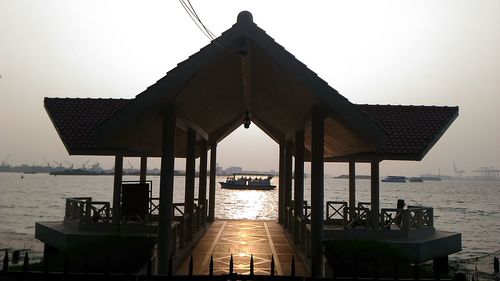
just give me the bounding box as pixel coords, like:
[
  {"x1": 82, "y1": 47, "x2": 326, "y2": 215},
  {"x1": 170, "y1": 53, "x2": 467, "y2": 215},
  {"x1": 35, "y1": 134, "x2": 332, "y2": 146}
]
[
  {"x1": 420, "y1": 176, "x2": 442, "y2": 181},
  {"x1": 219, "y1": 173, "x2": 276, "y2": 190},
  {"x1": 334, "y1": 174, "x2": 371, "y2": 180},
  {"x1": 381, "y1": 176, "x2": 406, "y2": 183},
  {"x1": 409, "y1": 177, "x2": 423, "y2": 182}
]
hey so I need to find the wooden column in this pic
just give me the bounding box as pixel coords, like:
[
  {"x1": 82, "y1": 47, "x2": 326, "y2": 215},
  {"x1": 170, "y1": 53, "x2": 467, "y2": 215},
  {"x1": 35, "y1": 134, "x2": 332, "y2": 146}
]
[
  {"x1": 284, "y1": 140, "x2": 293, "y2": 228},
  {"x1": 370, "y1": 161, "x2": 380, "y2": 233},
  {"x1": 185, "y1": 129, "x2": 196, "y2": 239},
  {"x1": 348, "y1": 161, "x2": 356, "y2": 208},
  {"x1": 310, "y1": 109, "x2": 325, "y2": 277},
  {"x1": 199, "y1": 141, "x2": 208, "y2": 224},
  {"x1": 293, "y1": 130, "x2": 304, "y2": 241},
  {"x1": 278, "y1": 143, "x2": 286, "y2": 223},
  {"x1": 157, "y1": 103, "x2": 176, "y2": 274},
  {"x1": 112, "y1": 155, "x2": 123, "y2": 225},
  {"x1": 208, "y1": 143, "x2": 217, "y2": 222},
  {"x1": 140, "y1": 156, "x2": 147, "y2": 183}
]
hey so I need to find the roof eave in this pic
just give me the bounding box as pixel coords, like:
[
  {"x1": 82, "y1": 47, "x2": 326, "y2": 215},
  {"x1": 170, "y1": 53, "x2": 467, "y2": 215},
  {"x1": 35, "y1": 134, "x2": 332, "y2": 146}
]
[
  {"x1": 416, "y1": 106, "x2": 459, "y2": 161},
  {"x1": 44, "y1": 98, "x2": 74, "y2": 156}
]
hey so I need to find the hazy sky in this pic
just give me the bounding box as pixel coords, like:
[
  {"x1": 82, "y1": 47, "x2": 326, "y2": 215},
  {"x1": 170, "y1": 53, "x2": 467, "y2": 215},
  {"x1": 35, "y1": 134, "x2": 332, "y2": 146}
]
[{"x1": 1, "y1": 1, "x2": 499, "y2": 177}]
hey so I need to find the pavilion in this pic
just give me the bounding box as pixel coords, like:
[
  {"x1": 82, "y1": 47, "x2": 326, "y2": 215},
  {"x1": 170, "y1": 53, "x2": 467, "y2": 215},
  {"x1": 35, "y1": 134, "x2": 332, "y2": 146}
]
[{"x1": 39, "y1": 11, "x2": 460, "y2": 277}]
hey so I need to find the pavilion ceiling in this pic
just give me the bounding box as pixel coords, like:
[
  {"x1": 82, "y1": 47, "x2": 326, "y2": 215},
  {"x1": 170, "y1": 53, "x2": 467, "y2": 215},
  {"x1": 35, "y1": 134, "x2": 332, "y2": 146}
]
[{"x1": 92, "y1": 12, "x2": 386, "y2": 158}]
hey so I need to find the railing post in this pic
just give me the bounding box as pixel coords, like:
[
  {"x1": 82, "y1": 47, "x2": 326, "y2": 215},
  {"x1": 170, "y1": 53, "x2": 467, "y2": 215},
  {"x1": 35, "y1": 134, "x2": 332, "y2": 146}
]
[
  {"x1": 2, "y1": 249, "x2": 8, "y2": 272},
  {"x1": 402, "y1": 210, "x2": 410, "y2": 231},
  {"x1": 270, "y1": 254, "x2": 275, "y2": 276},
  {"x1": 188, "y1": 255, "x2": 193, "y2": 276},
  {"x1": 65, "y1": 199, "x2": 70, "y2": 218},
  {"x1": 209, "y1": 255, "x2": 214, "y2": 276},
  {"x1": 85, "y1": 200, "x2": 92, "y2": 223},
  {"x1": 250, "y1": 254, "x2": 254, "y2": 276},
  {"x1": 416, "y1": 209, "x2": 424, "y2": 228},
  {"x1": 429, "y1": 208, "x2": 434, "y2": 227},
  {"x1": 22, "y1": 251, "x2": 29, "y2": 274},
  {"x1": 168, "y1": 254, "x2": 173, "y2": 277},
  {"x1": 229, "y1": 254, "x2": 234, "y2": 275}
]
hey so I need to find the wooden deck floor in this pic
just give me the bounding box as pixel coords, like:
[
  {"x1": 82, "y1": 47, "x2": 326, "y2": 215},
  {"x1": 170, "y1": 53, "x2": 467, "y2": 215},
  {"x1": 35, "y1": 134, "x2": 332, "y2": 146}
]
[{"x1": 177, "y1": 220, "x2": 308, "y2": 276}]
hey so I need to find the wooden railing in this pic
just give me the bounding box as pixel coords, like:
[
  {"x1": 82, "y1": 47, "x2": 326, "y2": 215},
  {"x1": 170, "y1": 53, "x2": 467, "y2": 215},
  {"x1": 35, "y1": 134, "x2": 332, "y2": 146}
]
[
  {"x1": 381, "y1": 206, "x2": 434, "y2": 231},
  {"x1": 358, "y1": 201, "x2": 372, "y2": 210},
  {"x1": 64, "y1": 197, "x2": 111, "y2": 224},
  {"x1": 325, "y1": 201, "x2": 347, "y2": 225},
  {"x1": 344, "y1": 207, "x2": 371, "y2": 230}
]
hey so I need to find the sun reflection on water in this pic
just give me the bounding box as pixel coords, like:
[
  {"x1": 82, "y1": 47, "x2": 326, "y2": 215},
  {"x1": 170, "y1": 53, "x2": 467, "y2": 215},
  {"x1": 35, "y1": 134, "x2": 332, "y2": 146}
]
[{"x1": 216, "y1": 185, "x2": 277, "y2": 220}]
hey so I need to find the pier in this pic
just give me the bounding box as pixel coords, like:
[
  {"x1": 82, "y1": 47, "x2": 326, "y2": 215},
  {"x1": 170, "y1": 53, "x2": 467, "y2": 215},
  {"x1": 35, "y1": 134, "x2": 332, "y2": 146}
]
[{"x1": 35, "y1": 11, "x2": 461, "y2": 278}]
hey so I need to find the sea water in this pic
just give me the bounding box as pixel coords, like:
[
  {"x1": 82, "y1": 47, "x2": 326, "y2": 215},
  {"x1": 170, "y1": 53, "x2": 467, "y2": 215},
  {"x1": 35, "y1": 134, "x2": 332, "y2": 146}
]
[{"x1": 0, "y1": 172, "x2": 499, "y2": 262}]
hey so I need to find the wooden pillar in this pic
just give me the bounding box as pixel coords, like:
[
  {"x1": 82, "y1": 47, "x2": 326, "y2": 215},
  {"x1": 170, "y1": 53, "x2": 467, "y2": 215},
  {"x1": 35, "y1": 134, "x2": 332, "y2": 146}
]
[
  {"x1": 348, "y1": 161, "x2": 356, "y2": 208},
  {"x1": 310, "y1": 109, "x2": 324, "y2": 277},
  {"x1": 208, "y1": 143, "x2": 217, "y2": 222},
  {"x1": 370, "y1": 161, "x2": 380, "y2": 232},
  {"x1": 294, "y1": 130, "x2": 304, "y2": 241},
  {"x1": 140, "y1": 156, "x2": 147, "y2": 183},
  {"x1": 278, "y1": 143, "x2": 286, "y2": 224},
  {"x1": 199, "y1": 141, "x2": 208, "y2": 224},
  {"x1": 185, "y1": 129, "x2": 196, "y2": 239},
  {"x1": 157, "y1": 103, "x2": 176, "y2": 274},
  {"x1": 284, "y1": 140, "x2": 293, "y2": 227},
  {"x1": 112, "y1": 155, "x2": 123, "y2": 224}
]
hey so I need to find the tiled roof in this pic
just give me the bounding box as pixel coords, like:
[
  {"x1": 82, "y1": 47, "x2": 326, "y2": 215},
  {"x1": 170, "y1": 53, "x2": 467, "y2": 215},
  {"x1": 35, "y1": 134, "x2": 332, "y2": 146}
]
[
  {"x1": 350, "y1": 104, "x2": 458, "y2": 161},
  {"x1": 44, "y1": 98, "x2": 130, "y2": 155},
  {"x1": 44, "y1": 98, "x2": 458, "y2": 161}
]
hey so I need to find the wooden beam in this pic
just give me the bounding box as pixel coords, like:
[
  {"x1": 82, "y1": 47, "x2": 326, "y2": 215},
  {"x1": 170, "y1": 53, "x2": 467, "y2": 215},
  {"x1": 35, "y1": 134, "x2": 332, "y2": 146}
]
[
  {"x1": 278, "y1": 143, "x2": 285, "y2": 224},
  {"x1": 310, "y1": 109, "x2": 324, "y2": 278},
  {"x1": 208, "y1": 143, "x2": 217, "y2": 222},
  {"x1": 241, "y1": 40, "x2": 252, "y2": 111},
  {"x1": 175, "y1": 108, "x2": 209, "y2": 141},
  {"x1": 284, "y1": 140, "x2": 293, "y2": 217},
  {"x1": 112, "y1": 155, "x2": 123, "y2": 225},
  {"x1": 140, "y1": 156, "x2": 147, "y2": 183},
  {"x1": 157, "y1": 103, "x2": 176, "y2": 274},
  {"x1": 370, "y1": 161, "x2": 380, "y2": 233},
  {"x1": 294, "y1": 130, "x2": 304, "y2": 242},
  {"x1": 349, "y1": 161, "x2": 356, "y2": 208},
  {"x1": 185, "y1": 128, "x2": 196, "y2": 239},
  {"x1": 199, "y1": 141, "x2": 208, "y2": 223}
]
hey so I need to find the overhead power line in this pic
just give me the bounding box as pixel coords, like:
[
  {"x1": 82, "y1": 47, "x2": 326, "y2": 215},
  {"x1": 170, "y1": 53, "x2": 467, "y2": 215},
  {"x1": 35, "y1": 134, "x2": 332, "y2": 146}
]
[{"x1": 178, "y1": 0, "x2": 216, "y2": 41}]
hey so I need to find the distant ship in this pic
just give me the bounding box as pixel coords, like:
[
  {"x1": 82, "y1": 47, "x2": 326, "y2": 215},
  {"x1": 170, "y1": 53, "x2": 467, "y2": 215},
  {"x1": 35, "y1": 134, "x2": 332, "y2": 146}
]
[
  {"x1": 409, "y1": 177, "x2": 424, "y2": 182},
  {"x1": 49, "y1": 169, "x2": 112, "y2": 176},
  {"x1": 50, "y1": 162, "x2": 110, "y2": 176},
  {"x1": 334, "y1": 174, "x2": 371, "y2": 180},
  {"x1": 420, "y1": 176, "x2": 442, "y2": 181},
  {"x1": 381, "y1": 176, "x2": 407, "y2": 183}
]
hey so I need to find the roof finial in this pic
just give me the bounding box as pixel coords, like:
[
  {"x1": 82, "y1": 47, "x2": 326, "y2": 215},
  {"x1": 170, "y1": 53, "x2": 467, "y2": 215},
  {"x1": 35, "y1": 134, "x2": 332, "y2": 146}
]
[{"x1": 237, "y1": 11, "x2": 253, "y2": 24}]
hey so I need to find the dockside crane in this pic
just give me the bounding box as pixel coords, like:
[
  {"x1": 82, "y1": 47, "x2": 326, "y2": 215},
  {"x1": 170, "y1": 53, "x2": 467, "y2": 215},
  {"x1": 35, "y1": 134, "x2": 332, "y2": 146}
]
[
  {"x1": 1, "y1": 154, "x2": 9, "y2": 167},
  {"x1": 42, "y1": 156, "x2": 51, "y2": 168},
  {"x1": 453, "y1": 161, "x2": 465, "y2": 178},
  {"x1": 52, "y1": 161, "x2": 63, "y2": 168},
  {"x1": 64, "y1": 161, "x2": 74, "y2": 169},
  {"x1": 82, "y1": 160, "x2": 90, "y2": 169},
  {"x1": 127, "y1": 160, "x2": 134, "y2": 170}
]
